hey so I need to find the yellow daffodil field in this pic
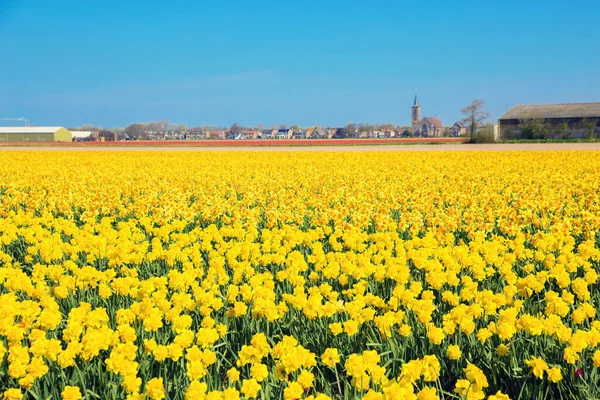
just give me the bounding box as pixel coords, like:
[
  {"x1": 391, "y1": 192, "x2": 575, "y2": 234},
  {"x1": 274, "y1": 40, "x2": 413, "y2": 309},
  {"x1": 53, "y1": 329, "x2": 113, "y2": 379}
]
[{"x1": 1, "y1": 150, "x2": 600, "y2": 400}]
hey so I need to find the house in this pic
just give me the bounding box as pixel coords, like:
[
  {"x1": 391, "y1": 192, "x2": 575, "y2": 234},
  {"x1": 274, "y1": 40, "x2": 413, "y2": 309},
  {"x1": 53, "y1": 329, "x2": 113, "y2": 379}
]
[
  {"x1": 382, "y1": 129, "x2": 397, "y2": 138},
  {"x1": 328, "y1": 128, "x2": 343, "y2": 139},
  {"x1": 308, "y1": 127, "x2": 328, "y2": 139},
  {"x1": 498, "y1": 103, "x2": 600, "y2": 139},
  {"x1": 231, "y1": 129, "x2": 259, "y2": 140},
  {"x1": 275, "y1": 128, "x2": 291, "y2": 139},
  {"x1": 258, "y1": 129, "x2": 270, "y2": 139},
  {"x1": 188, "y1": 128, "x2": 206, "y2": 139},
  {"x1": 292, "y1": 129, "x2": 307, "y2": 139},
  {"x1": 0, "y1": 126, "x2": 72, "y2": 142},
  {"x1": 260, "y1": 129, "x2": 278, "y2": 138},
  {"x1": 207, "y1": 130, "x2": 225, "y2": 139},
  {"x1": 450, "y1": 122, "x2": 468, "y2": 136}
]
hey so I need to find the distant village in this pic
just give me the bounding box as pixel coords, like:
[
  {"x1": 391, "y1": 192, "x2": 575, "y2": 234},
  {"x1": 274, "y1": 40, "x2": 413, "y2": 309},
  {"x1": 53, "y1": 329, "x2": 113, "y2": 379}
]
[
  {"x1": 1, "y1": 97, "x2": 599, "y2": 143},
  {"x1": 70, "y1": 95, "x2": 474, "y2": 142}
]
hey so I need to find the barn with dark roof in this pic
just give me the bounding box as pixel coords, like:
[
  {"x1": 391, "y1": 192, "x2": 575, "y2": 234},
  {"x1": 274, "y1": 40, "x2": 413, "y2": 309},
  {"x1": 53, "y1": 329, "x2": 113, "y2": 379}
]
[{"x1": 498, "y1": 103, "x2": 600, "y2": 139}]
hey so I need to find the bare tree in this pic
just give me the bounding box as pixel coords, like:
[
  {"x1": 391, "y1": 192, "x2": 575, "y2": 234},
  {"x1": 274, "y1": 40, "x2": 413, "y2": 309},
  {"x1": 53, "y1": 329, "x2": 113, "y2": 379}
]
[
  {"x1": 99, "y1": 129, "x2": 116, "y2": 141},
  {"x1": 113, "y1": 128, "x2": 124, "y2": 141},
  {"x1": 341, "y1": 122, "x2": 357, "y2": 138},
  {"x1": 461, "y1": 100, "x2": 490, "y2": 142},
  {"x1": 173, "y1": 123, "x2": 187, "y2": 133},
  {"x1": 125, "y1": 123, "x2": 146, "y2": 140}
]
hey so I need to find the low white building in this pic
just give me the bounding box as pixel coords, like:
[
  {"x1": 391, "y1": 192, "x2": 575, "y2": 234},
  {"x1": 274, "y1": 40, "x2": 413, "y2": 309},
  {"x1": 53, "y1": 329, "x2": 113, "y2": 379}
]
[
  {"x1": 0, "y1": 127, "x2": 73, "y2": 142},
  {"x1": 71, "y1": 130, "x2": 93, "y2": 139}
]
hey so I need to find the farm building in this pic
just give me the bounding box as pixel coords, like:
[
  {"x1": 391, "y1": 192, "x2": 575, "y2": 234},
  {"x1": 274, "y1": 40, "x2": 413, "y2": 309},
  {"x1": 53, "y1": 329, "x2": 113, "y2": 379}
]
[
  {"x1": 71, "y1": 130, "x2": 93, "y2": 140},
  {"x1": 0, "y1": 127, "x2": 73, "y2": 143},
  {"x1": 498, "y1": 103, "x2": 600, "y2": 139}
]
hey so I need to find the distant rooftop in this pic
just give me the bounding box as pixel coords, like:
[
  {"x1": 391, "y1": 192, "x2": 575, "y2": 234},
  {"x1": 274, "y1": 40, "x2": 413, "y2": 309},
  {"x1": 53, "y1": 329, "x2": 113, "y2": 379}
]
[
  {"x1": 499, "y1": 103, "x2": 600, "y2": 120},
  {"x1": 421, "y1": 116, "x2": 443, "y2": 128},
  {"x1": 71, "y1": 130, "x2": 92, "y2": 138},
  {"x1": 0, "y1": 126, "x2": 65, "y2": 133}
]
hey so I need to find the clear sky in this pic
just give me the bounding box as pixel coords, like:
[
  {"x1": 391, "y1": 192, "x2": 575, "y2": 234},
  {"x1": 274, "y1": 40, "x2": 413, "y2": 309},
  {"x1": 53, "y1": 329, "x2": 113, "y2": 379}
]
[{"x1": 1, "y1": 0, "x2": 599, "y2": 128}]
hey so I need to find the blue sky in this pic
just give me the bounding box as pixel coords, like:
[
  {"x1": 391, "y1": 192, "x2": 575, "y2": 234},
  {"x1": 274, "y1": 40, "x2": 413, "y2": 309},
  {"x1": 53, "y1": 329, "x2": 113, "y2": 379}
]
[{"x1": 1, "y1": 0, "x2": 599, "y2": 128}]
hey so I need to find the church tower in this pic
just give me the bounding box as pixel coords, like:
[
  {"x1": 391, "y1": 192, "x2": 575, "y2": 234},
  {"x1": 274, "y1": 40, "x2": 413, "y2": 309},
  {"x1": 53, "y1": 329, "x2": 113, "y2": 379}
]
[{"x1": 411, "y1": 94, "x2": 421, "y2": 129}]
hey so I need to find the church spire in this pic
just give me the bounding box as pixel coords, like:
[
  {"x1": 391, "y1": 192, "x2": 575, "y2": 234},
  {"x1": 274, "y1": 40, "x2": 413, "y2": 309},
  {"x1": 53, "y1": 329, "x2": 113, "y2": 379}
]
[{"x1": 411, "y1": 92, "x2": 421, "y2": 128}]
